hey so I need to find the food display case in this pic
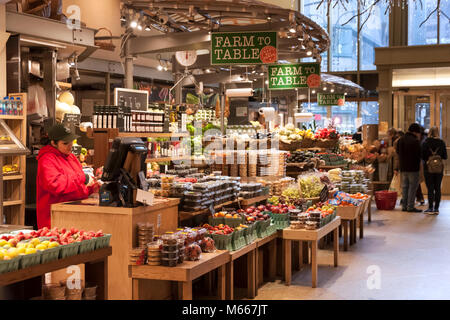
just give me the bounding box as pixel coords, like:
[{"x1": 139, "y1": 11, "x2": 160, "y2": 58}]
[{"x1": 0, "y1": 119, "x2": 30, "y2": 224}]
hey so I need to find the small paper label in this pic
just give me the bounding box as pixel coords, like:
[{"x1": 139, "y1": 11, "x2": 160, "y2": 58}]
[{"x1": 157, "y1": 214, "x2": 161, "y2": 229}]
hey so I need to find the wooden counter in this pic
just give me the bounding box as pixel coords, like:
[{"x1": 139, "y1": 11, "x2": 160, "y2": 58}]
[{"x1": 51, "y1": 197, "x2": 180, "y2": 300}]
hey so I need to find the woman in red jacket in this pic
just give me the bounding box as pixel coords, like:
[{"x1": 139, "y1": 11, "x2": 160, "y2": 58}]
[{"x1": 36, "y1": 124, "x2": 99, "y2": 229}]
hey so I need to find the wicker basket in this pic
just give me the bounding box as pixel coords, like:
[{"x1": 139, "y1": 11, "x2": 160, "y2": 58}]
[
  {"x1": 279, "y1": 140, "x2": 302, "y2": 151},
  {"x1": 316, "y1": 139, "x2": 339, "y2": 149},
  {"x1": 300, "y1": 138, "x2": 315, "y2": 148}
]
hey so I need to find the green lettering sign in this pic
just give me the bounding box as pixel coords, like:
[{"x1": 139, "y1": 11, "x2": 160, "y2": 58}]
[
  {"x1": 317, "y1": 93, "x2": 346, "y2": 106},
  {"x1": 268, "y1": 63, "x2": 321, "y2": 90},
  {"x1": 211, "y1": 31, "x2": 278, "y2": 65}
]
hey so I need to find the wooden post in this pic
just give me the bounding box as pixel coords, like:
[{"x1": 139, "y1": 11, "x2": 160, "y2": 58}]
[
  {"x1": 247, "y1": 249, "x2": 256, "y2": 299},
  {"x1": 284, "y1": 239, "x2": 291, "y2": 286},
  {"x1": 360, "y1": 211, "x2": 364, "y2": 239},
  {"x1": 343, "y1": 220, "x2": 349, "y2": 251},
  {"x1": 218, "y1": 265, "x2": 226, "y2": 300},
  {"x1": 268, "y1": 239, "x2": 276, "y2": 282},
  {"x1": 334, "y1": 228, "x2": 339, "y2": 267},
  {"x1": 226, "y1": 262, "x2": 234, "y2": 300},
  {"x1": 311, "y1": 240, "x2": 318, "y2": 288},
  {"x1": 181, "y1": 281, "x2": 192, "y2": 300}
]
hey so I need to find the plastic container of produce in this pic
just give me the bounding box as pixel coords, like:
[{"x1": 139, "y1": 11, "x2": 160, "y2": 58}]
[
  {"x1": 185, "y1": 243, "x2": 202, "y2": 261},
  {"x1": 198, "y1": 237, "x2": 216, "y2": 253},
  {"x1": 162, "y1": 244, "x2": 178, "y2": 252},
  {"x1": 161, "y1": 233, "x2": 178, "y2": 246}
]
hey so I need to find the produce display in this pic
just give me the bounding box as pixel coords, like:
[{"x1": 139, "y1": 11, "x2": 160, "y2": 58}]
[
  {"x1": 289, "y1": 202, "x2": 337, "y2": 230},
  {"x1": 328, "y1": 191, "x2": 368, "y2": 207},
  {"x1": 341, "y1": 140, "x2": 394, "y2": 165},
  {"x1": 317, "y1": 153, "x2": 347, "y2": 166},
  {"x1": 3, "y1": 164, "x2": 19, "y2": 175},
  {"x1": 337, "y1": 170, "x2": 369, "y2": 194},
  {"x1": 298, "y1": 173, "x2": 327, "y2": 198},
  {"x1": 0, "y1": 227, "x2": 110, "y2": 274},
  {"x1": 314, "y1": 128, "x2": 339, "y2": 140},
  {"x1": 286, "y1": 150, "x2": 317, "y2": 163},
  {"x1": 276, "y1": 124, "x2": 314, "y2": 144}
]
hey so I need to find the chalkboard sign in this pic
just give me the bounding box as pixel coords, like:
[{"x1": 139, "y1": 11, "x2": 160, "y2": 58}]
[
  {"x1": 63, "y1": 113, "x2": 81, "y2": 134},
  {"x1": 114, "y1": 88, "x2": 148, "y2": 111},
  {"x1": 320, "y1": 186, "x2": 329, "y2": 203}
]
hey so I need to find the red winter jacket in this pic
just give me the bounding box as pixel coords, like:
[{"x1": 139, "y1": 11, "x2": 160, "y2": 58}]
[{"x1": 36, "y1": 145, "x2": 95, "y2": 229}]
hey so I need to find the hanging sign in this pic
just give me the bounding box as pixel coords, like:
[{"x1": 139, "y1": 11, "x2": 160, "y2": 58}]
[
  {"x1": 268, "y1": 63, "x2": 321, "y2": 90},
  {"x1": 211, "y1": 31, "x2": 278, "y2": 65},
  {"x1": 317, "y1": 93, "x2": 345, "y2": 106}
]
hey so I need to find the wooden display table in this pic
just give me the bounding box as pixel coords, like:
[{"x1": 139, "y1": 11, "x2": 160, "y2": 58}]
[
  {"x1": 179, "y1": 199, "x2": 239, "y2": 222},
  {"x1": 255, "y1": 232, "x2": 277, "y2": 295},
  {"x1": 227, "y1": 242, "x2": 257, "y2": 300},
  {"x1": 282, "y1": 217, "x2": 341, "y2": 288},
  {"x1": 336, "y1": 205, "x2": 364, "y2": 251},
  {"x1": 129, "y1": 250, "x2": 229, "y2": 300},
  {"x1": 51, "y1": 197, "x2": 180, "y2": 300},
  {"x1": 0, "y1": 247, "x2": 112, "y2": 300}
]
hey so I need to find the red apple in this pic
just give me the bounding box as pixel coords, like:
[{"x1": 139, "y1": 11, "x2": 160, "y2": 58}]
[
  {"x1": 257, "y1": 205, "x2": 266, "y2": 211},
  {"x1": 246, "y1": 208, "x2": 254, "y2": 214}
]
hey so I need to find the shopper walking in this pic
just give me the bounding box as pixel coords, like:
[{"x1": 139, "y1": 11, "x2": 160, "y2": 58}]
[
  {"x1": 36, "y1": 124, "x2": 99, "y2": 229},
  {"x1": 396, "y1": 123, "x2": 422, "y2": 212},
  {"x1": 422, "y1": 126, "x2": 447, "y2": 215}
]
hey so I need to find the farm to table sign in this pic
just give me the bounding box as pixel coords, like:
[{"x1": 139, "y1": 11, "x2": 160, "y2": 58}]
[
  {"x1": 211, "y1": 31, "x2": 278, "y2": 65},
  {"x1": 268, "y1": 63, "x2": 321, "y2": 90},
  {"x1": 317, "y1": 93, "x2": 346, "y2": 106}
]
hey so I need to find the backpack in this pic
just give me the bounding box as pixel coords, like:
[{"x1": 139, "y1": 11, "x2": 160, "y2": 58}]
[{"x1": 427, "y1": 147, "x2": 444, "y2": 174}]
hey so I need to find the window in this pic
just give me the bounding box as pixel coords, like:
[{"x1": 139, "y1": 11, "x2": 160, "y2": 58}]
[
  {"x1": 331, "y1": 102, "x2": 358, "y2": 134},
  {"x1": 301, "y1": 0, "x2": 328, "y2": 71},
  {"x1": 331, "y1": 2, "x2": 358, "y2": 71},
  {"x1": 441, "y1": 0, "x2": 450, "y2": 44},
  {"x1": 361, "y1": 101, "x2": 379, "y2": 125},
  {"x1": 360, "y1": 2, "x2": 389, "y2": 70},
  {"x1": 304, "y1": 102, "x2": 328, "y2": 128},
  {"x1": 408, "y1": 0, "x2": 438, "y2": 45}
]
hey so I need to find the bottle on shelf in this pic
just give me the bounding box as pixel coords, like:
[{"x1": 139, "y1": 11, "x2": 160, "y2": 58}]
[
  {"x1": 93, "y1": 106, "x2": 98, "y2": 129},
  {"x1": 16, "y1": 97, "x2": 22, "y2": 115}
]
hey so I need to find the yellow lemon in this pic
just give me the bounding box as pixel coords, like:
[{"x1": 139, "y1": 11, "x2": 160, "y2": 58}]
[
  {"x1": 0, "y1": 251, "x2": 3, "y2": 260},
  {"x1": 3, "y1": 244, "x2": 11, "y2": 250},
  {"x1": 41, "y1": 241, "x2": 50, "y2": 247},
  {"x1": 16, "y1": 242, "x2": 27, "y2": 248},
  {"x1": 35, "y1": 244, "x2": 47, "y2": 251},
  {"x1": 25, "y1": 248, "x2": 37, "y2": 255},
  {"x1": 7, "y1": 248, "x2": 18, "y2": 258},
  {"x1": 17, "y1": 247, "x2": 26, "y2": 254},
  {"x1": 30, "y1": 238, "x2": 40, "y2": 246},
  {"x1": 48, "y1": 242, "x2": 59, "y2": 249},
  {"x1": 0, "y1": 240, "x2": 7, "y2": 247},
  {"x1": 26, "y1": 243, "x2": 35, "y2": 249},
  {"x1": 3, "y1": 255, "x2": 11, "y2": 260}
]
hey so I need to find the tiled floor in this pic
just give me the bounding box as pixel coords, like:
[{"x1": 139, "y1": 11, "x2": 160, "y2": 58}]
[{"x1": 254, "y1": 197, "x2": 450, "y2": 300}]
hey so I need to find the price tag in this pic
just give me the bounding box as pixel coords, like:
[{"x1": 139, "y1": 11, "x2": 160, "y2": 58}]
[
  {"x1": 320, "y1": 185, "x2": 329, "y2": 203},
  {"x1": 136, "y1": 189, "x2": 154, "y2": 206},
  {"x1": 157, "y1": 213, "x2": 162, "y2": 229}
]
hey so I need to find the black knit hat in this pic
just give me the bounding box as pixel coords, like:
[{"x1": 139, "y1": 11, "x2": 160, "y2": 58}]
[{"x1": 408, "y1": 123, "x2": 421, "y2": 134}]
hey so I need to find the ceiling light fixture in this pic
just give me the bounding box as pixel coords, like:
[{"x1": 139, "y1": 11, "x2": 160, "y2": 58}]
[
  {"x1": 289, "y1": 27, "x2": 296, "y2": 33},
  {"x1": 130, "y1": 21, "x2": 138, "y2": 29},
  {"x1": 330, "y1": 88, "x2": 335, "y2": 93},
  {"x1": 145, "y1": 25, "x2": 151, "y2": 31},
  {"x1": 306, "y1": 50, "x2": 312, "y2": 56},
  {"x1": 157, "y1": 65, "x2": 163, "y2": 71},
  {"x1": 312, "y1": 90, "x2": 316, "y2": 94}
]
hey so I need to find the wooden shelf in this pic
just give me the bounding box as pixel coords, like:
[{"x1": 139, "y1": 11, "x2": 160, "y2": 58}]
[
  {"x1": 3, "y1": 174, "x2": 23, "y2": 181},
  {"x1": 0, "y1": 115, "x2": 25, "y2": 120},
  {"x1": 145, "y1": 156, "x2": 190, "y2": 163},
  {"x1": 0, "y1": 247, "x2": 112, "y2": 287},
  {"x1": 56, "y1": 81, "x2": 72, "y2": 89},
  {"x1": 118, "y1": 132, "x2": 190, "y2": 138},
  {"x1": 3, "y1": 200, "x2": 24, "y2": 207}
]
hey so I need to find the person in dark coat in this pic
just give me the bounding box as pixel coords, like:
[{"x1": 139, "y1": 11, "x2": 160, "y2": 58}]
[
  {"x1": 396, "y1": 123, "x2": 422, "y2": 212},
  {"x1": 422, "y1": 126, "x2": 448, "y2": 215}
]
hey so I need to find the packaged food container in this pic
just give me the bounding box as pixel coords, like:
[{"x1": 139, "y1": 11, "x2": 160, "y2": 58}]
[
  {"x1": 161, "y1": 234, "x2": 178, "y2": 245},
  {"x1": 185, "y1": 243, "x2": 202, "y2": 261},
  {"x1": 184, "y1": 191, "x2": 204, "y2": 200},
  {"x1": 185, "y1": 231, "x2": 198, "y2": 245},
  {"x1": 162, "y1": 244, "x2": 178, "y2": 252},
  {"x1": 161, "y1": 250, "x2": 179, "y2": 259},
  {"x1": 161, "y1": 257, "x2": 178, "y2": 267},
  {"x1": 178, "y1": 251, "x2": 185, "y2": 264},
  {"x1": 147, "y1": 241, "x2": 162, "y2": 251},
  {"x1": 194, "y1": 228, "x2": 207, "y2": 241},
  {"x1": 198, "y1": 237, "x2": 216, "y2": 253}
]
